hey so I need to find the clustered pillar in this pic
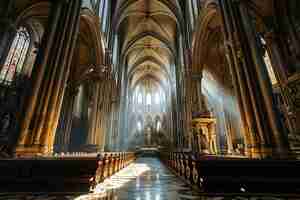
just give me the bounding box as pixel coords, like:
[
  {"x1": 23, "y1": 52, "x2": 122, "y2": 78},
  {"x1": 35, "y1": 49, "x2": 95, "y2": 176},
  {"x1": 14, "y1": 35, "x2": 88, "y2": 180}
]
[
  {"x1": 15, "y1": 0, "x2": 82, "y2": 156},
  {"x1": 219, "y1": 0, "x2": 290, "y2": 158},
  {"x1": 84, "y1": 71, "x2": 114, "y2": 152}
]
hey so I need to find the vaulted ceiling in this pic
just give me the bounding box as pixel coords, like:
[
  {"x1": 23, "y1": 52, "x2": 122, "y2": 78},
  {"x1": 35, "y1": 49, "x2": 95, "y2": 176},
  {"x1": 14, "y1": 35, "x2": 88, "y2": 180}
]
[{"x1": 114, "y1": 0, "x2": 182, "y2": 91}]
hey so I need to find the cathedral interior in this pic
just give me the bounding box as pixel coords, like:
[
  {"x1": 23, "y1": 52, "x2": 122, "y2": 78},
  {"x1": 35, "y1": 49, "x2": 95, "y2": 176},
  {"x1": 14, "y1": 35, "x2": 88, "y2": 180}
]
[{"x1": 1, "y1": 0, "x2": 300, "y2": 199}]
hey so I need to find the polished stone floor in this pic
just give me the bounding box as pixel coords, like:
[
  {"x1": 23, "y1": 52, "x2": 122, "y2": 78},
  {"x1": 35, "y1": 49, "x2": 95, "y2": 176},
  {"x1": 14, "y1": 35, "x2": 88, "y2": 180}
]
[{"x1": 0, "y1": 157, "x2": 299, "y2": 200}]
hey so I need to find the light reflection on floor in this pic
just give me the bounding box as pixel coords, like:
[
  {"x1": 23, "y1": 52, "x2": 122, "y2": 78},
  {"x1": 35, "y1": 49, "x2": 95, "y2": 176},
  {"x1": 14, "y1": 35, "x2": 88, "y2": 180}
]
[
  {"x1": 74, "y1": 157, "x2": 197, "y2": 200},
  {"x1": 1, "y1": 158, "x2": 299, "y2": 200},
  {"x1": 73, "y1": 158, "x2": 299, "y2": 200}
]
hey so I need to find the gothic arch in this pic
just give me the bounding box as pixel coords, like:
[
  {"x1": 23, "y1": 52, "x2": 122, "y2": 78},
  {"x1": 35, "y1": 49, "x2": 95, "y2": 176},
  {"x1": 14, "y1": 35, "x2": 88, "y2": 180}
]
[
  {"x1": 80, "y1": 8, "x2": 105, "y2": 66},
  {"x1": 128, "y1": 56, "x2": 170, "y2": 78},
  {"x1": 113, "y1": 0, "x2": 184, "y2": 33},
  {"x1": 122, "y1": 32, "x2": 175, "y2": 57},
  {"x1": 15, "y1": 2, "x2": 51, "y2": 26},
  {"x1": 191, "y1": 1, "x2": 247, "y2": 155},
  {"x1": 192, "y1": 1, "x2": 219, "y2": 74}
]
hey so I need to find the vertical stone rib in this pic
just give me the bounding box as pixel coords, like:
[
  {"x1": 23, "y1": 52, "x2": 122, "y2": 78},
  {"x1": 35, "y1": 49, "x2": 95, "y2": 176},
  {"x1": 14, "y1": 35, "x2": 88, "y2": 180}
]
[
  {"x1": 47, "y1": 0, "x2": 82, "y2": 153},
  {"x1": 218, "y1": 0, "x2": 290, "y2": 158},
  {"x1": 219, "y1": 0, "x2": 257, "y2": 156},
  {"x1": 18, "y1": 1, "x2": 64, "y2": 146},
  {"x1": 86, "y1": 82, "x2": 100, "y2": 147},
  {"x1": 238, "y1": 2, "x2": 289, "y2": 156},
  {"x1": 33, "y1": 1, "x2": 74, "y2": 145}
]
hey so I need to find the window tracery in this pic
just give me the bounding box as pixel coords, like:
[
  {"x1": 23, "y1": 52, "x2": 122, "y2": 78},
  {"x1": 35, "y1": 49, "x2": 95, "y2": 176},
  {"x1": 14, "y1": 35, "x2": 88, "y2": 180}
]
[
  {"x1": 146, "y1": 93, "x2": 151, "y2": 105},
  {"x1": 155, "y1": 92, "x2": 160, "y2": 104},
  {"x1": 0, "y1": 27, "x2": 30, "y2": 85},
  {"x1": 138, "y1": 92, "x2": 143, "y2": 104}
]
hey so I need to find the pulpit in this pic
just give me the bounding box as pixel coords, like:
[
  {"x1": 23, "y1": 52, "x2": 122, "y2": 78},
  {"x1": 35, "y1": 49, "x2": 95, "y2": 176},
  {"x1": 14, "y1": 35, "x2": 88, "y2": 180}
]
[{"x1": 192, "y1": 113, "x2": 217, "y2": 154}]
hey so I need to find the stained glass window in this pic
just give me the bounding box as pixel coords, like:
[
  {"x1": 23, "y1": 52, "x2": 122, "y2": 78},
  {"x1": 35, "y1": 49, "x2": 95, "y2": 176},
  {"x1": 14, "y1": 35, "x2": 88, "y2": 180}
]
[
  {"x1": 137, "y1": 121, "x2": 142, "y2": 131},
  {"x1": 155, "y1": 92, "x2": 160, "y2": 104},
  {"x1": 102, "y1": 0, "x2": 108, "y2": 33},
  {"x1": 138, "y1": 92, "x2": 143, "y2": 104},
  {"x1": 0, "y1": 27, "x2": 30, "y2": 85},
  {"x1": 146, "y1": 93, "x2": 151, "y2": 105},
  {"x1": 98, "y1": 0, "x2": 108, "y2": 33},
  {"x1": 188, "y1": 1, "x2": 194, "y2": 29},
  {"x1": 156, "y1": 121, "x2": 161, "y2": 132}
]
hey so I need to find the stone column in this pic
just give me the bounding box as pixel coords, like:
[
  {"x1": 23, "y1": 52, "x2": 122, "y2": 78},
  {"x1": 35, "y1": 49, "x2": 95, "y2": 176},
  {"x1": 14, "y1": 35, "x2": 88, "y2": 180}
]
[
  {"x1": 192, "y1": 74, "x2": 203, "y2": 113},
  {"x1": 40, "y1": 0, "x2": 81, "y2": 154},
  {"x1": 219, "y1": 1, "x2": 253, "y2": 156},
  {"x1": 96, "y1": 80, "x2": 111, "y2": 152},
  {"x1": 104, "y1": 80, "x2": 113, "y2": 151},
  {"x1": 223, "y1": 111, "x2": 234, "y2": 154},
  {"x1": 110, "y1": 83, "x2": 118, "y2": 151},
  {"x1": 93, "y1": 81, "x2": 103, "y2": 151},
  {"x1": 62, "y1": 89, "x2": 78, "y2": 152},
  {"x1": 99, "y1": 80, "x2": 111, "y2": 151},
  {"x1": 85, "y1": 82, "x2": 100, "y2": 152},
  {"x1": 17, "y1": 0, "x2": 65, "y2": 149},
  {"x1": 117, "y1": 63, "x2": 128, "y2": 150},
  {"x1": 219, "y1": 0, "x2": 265, "y2": 157},
  {"x1": 264, "y1": 32, "x2": 300, "y2": 147},
  {"x1": 183, "y1": 48, "x2": 193, "y2": 150},
  {"x1": 219, "y1": 0, "x2": 290, "y2": 158},
  {"x1": 44, "y1": 0, "x2": 82, "y2": 154},
  {"x1": 106, "y1": 80, "x2": 114, "y2": 150},
  {"x1": 238, "y1": 1, "x2": 290, "y2": 157},
  {"x1": 54, "y1": 88, "x2": 77, "y2": 152},
  {"x1": 16, "y1": 0, "x2": 82, "y2": 156}
]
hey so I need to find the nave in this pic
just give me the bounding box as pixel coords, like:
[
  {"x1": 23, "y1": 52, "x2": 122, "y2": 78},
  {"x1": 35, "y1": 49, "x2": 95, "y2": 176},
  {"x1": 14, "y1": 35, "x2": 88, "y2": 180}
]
[
  {"x1": 0, "y1": 157, "x2": 299, "y2": 200},
  {"x1": 1, "y1": 0, "x2": 300, "y2": 197}
]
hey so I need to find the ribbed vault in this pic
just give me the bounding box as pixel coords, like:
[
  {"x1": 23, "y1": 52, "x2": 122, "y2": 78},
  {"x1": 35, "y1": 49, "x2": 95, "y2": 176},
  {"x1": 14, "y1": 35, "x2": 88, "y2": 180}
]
[
  {"x1": 116, "y1": 0, "x2": 182, "y2": 148},
  {"x1": 116, "y1": 0, "x2": 179, "y2": 90}
]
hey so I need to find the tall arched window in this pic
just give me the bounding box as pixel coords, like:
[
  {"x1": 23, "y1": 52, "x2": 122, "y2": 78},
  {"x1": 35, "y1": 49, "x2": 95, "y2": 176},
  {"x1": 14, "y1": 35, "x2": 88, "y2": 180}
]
[
  {"x1": 99, "y1": 0, "x2": 109, "y2": 33},
  {"x1": 0, "y1": 27, "x2": 30, "y2": 85},
  {"x1": 155, "y1": 92, "x2": 160, "y2": 104},
  {"x1": 146, "y1": 93, "x2": 151, "y2": 105},
  {"x1": 188, "y1": 1, "x2": 194, "y2": 30},
  {"x1": 192, "y1": 0, "x2": 199, "y2": 21},
  {"x1": 156, "y1": 121, "x2": 161, "y2": 132},
  {"x1": 138, "y1": 92, "x2": 143, "y2": 104},
  {"x1": 137, "y1": 121, "x2": 142, "y2": 131}
]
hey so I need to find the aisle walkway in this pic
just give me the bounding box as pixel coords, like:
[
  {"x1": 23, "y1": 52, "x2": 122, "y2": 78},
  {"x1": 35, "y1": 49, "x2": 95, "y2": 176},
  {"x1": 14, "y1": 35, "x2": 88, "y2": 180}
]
[
  {"x1": 76, "y1": 157, "x2": 200, "y2": 200},
  {"x1": 0, "y1": 157, "x2": 298, "y2": 200},
  {"x1": 74, "y1": 157, "x2": 296, "y2": 200}
]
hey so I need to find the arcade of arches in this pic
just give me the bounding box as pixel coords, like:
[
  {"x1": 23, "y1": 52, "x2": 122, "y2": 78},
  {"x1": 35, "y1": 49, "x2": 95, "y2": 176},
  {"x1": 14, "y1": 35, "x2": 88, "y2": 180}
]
[{"x1": 1, "y1": 1, "x2": 300, "y2": 160}]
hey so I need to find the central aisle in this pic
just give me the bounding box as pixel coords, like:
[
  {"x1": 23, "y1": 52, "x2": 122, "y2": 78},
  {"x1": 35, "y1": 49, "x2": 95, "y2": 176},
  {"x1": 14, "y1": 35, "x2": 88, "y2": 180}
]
[
  {"x1": 76, "y1": 157, "x2": 200, "y2": 200},
  {"x1": 0, "y1": 157, "x2": 297, "y2": 199}
]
